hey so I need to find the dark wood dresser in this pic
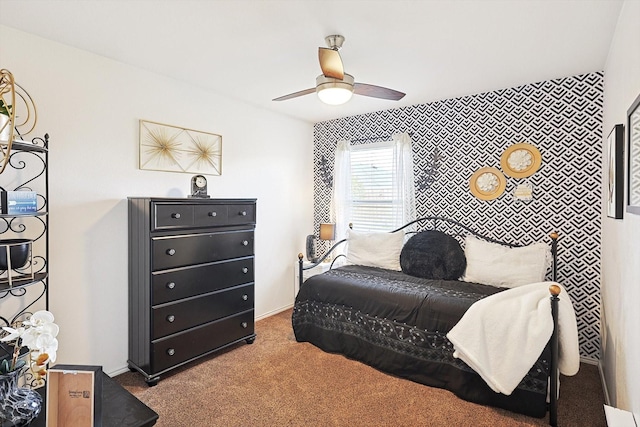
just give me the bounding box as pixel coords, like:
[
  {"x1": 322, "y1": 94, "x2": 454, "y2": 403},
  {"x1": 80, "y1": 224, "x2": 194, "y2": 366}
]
[{"x1": 128, "y1": 197, "x2": 256, "y2": 385}]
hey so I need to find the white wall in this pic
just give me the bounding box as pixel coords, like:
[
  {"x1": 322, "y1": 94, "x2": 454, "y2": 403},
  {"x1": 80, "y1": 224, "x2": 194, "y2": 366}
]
[
  {"x1": 0, "y1": 25, "x2": 314, "y2": 375},
  {"x1": 601, "y1": 0, "x2": 640, "y2": 414}
]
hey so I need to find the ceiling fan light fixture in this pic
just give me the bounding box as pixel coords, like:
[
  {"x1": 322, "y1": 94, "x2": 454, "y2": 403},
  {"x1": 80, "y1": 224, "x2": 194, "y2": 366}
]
[
  {"x1": 316, "y1": 74, "x2": 354, "y2": 105},
  {"x1": 317, "y1": 86, "x2": 353, "y2": 105}
]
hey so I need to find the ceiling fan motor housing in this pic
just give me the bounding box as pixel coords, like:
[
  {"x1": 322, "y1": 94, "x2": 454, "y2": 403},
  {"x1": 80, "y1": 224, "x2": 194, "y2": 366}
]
[
  {"x1": 316, "y1": 73, "x2": 354, "y2": 89},
  {"x1": 325, "y1": 34, "x2": 345, "y2": 50}
]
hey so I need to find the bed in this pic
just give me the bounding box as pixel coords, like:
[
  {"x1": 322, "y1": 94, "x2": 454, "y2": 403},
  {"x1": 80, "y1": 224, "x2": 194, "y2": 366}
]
[{"x1": 292, "y1": 217, "x2": 579, "y2": 426}]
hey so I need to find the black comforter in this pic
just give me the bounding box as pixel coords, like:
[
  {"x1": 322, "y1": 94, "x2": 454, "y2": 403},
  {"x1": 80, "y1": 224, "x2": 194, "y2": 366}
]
[{"x1": 292, "y1": 265, "x2": 551, "y2": 418}]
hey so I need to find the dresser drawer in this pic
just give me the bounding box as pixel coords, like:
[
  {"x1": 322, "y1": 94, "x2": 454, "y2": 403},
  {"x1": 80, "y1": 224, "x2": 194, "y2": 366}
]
[
  {"x1": 151, "y1": 310, "x2": 254, "y2": 373},
  {"x1": 226, "y1": 204, "x2": 256, "y2": 225},
  {"x1": 152, "y1": 283, "x2": 254, "y2": 339},
  {"x1": 154, "y1": 203, "x2": 194, "y2": 229},
  {"x1": 193, "y1": 204, "x2": 228, "y2": 227},
  {"x1": 152, "y1": 257, "x2": 254, "y2": 305},
  {"x1": 152, "y1": 230, "x2": 254, "y2": 270}
]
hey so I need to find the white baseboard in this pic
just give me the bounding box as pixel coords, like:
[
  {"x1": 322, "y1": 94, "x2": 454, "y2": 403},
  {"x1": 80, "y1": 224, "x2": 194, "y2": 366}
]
[
  {"x1": 255, "y1": 303, "x2": 294, "y2": 321},
  {"x1": 108, "y1": 366, "x2": 131, "y2": 377},
  {"x1": 578, "y1": 356, "x2": 611, "y2": 406},
  {"x1": 580, "y1": 356, "x2": 599, "y2": 366},
  {"x1": 598, "y1": 360, "x2": 612, "y2": 406}
]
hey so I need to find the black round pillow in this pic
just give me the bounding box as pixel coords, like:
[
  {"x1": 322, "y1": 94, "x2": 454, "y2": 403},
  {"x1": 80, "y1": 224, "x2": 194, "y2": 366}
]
[{"x1": 400, "y1": 230, "x2": 466, "y2": 280}]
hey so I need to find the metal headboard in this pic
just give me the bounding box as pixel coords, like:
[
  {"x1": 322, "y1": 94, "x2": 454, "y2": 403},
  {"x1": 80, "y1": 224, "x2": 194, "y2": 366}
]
[{"x1": 298, "y1": 216, "x2": 558, "y2": 282}]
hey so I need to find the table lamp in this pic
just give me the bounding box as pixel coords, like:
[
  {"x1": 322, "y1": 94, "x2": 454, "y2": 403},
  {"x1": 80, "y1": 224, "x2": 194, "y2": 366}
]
[{"x1": 306, "y1": 223, "x2": 336, "y2": 262}]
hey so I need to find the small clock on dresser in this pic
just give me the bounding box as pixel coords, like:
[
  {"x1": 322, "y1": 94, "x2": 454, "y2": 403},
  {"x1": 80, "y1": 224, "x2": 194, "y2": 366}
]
[{"x1": 189, "y1": 174, "x2": 210, "y2": 198}]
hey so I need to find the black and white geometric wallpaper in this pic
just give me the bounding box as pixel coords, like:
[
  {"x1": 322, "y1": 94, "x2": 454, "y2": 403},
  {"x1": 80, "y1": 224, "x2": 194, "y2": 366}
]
[{"x1": 313, "y1": 72, "x2": 603, "y2": 360}]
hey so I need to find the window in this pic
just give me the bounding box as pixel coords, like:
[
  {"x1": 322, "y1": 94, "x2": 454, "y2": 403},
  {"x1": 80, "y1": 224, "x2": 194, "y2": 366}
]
[
  {"x1": 331, "y1": 133, "x2": 416, "y2": 238},
  {"x1": 350, "y1": 142, "x2": 399, "y2": 232}
]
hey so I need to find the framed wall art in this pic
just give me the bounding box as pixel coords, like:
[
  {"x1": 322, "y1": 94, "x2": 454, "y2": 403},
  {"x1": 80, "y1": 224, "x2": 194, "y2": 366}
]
[
  {"x1": 607, "y1": 124, "x2": 624, "y2": 219},
  {"x1": 139, "y1": 120, "x2": 222, "y2": 175},
  {"x1": 627, "y1": 93, "x2": 640, "y2": 215}
]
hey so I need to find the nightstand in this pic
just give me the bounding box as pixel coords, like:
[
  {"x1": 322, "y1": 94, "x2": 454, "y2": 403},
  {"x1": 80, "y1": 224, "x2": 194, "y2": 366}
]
[{"x1": 294, "y1": 261, "x2": 332, "y2": 297}]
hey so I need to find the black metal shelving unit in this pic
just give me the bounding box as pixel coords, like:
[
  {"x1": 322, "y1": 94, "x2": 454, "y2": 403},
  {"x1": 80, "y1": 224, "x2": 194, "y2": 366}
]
[{"x1": 0, "y1": 134, "x2": 49, "y2": 328}]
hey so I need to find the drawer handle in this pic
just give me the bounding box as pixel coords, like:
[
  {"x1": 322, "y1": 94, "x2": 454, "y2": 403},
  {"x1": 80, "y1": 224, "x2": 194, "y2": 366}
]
[
  {"x1": 239, "y1": 211, "x2": 247, "y2": 216},
  {"x1": 166, "y1": 248, "x2": 176, "y2": 256},
  {"x1": 208, "y1": 211, "x2": 217, "y2": 217},
  {"x1": 242, "y1": 294, "x2": 248, "y2": 301},
  {"x1": 167, "y1": 315, "x2": 175, "y2": 323},
  {"x1": 171, "y1": 213, "x2": 181, "y2": 219},
  {"x1": 242, "y1": 240, "x2": 249, "y2": 246},
  {"x1": 167, "y1": 282, "x2": 176, "y2": 289},
  {"x1": 241, "y1": 322, "x2": 248, "y2": 329},
  {"x1": 242, "y1": 267, "x2": 248, "y2": 274},
  {"x1": 167, "y1": 348, "x2": 175, "y2": 356}
]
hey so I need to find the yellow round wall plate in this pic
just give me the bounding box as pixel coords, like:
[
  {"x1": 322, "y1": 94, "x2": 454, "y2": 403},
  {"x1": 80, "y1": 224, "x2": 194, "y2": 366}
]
[
  {"x1": 500, "y1": 143, "x2": 542, "y2": 178},
  {"x1": 469, "y1": 167, "x2": 506, "y2": 200}
]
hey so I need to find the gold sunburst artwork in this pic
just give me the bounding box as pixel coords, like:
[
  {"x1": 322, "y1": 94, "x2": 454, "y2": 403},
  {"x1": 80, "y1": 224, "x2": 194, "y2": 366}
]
[{"x1": 139, "y1": 120, "x2": 222, "y2": 175}]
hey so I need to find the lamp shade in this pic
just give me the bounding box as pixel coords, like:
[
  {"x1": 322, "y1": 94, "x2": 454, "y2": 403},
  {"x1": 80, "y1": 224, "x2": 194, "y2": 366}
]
[
  {"x1": 319, "y1": 223, "x2": 336, "y2": 240},
  {"x1": 317, "y1": 87, "x2": 353, "y2": 105},
  {"x1": 316, "y1": 74, "x2": 354, "y2": 106}
]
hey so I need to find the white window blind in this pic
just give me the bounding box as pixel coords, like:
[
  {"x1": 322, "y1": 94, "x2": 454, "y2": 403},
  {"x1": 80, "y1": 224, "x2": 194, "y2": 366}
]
[
  {"x1": 331, "y1": 133, "x2": 416, "y2": 241},
  {"x1": 350, "y1": 142, "x2": 400, "y2": 232}
]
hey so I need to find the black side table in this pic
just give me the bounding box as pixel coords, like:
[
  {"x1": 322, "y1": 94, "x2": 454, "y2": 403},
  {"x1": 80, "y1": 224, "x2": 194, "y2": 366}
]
[{"x1": 29, "y1": 372, "x2": 158, "y2": 427}]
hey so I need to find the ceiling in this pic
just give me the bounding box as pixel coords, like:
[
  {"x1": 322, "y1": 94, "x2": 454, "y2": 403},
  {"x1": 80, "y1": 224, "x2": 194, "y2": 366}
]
[{"x1": 0, "y1": 0, "x2": 624, "y2": 124}]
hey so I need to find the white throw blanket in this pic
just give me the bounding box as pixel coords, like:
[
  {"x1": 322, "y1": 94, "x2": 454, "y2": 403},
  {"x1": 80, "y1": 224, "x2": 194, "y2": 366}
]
[{"x1": 446, "y1": 281, "x2": 580, "y2": 395}]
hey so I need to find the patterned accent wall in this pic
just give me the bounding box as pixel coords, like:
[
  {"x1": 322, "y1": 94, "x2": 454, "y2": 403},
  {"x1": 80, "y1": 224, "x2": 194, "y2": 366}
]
[{"x1": 313, "y1": 72, "x2": 603, "y2": 360}]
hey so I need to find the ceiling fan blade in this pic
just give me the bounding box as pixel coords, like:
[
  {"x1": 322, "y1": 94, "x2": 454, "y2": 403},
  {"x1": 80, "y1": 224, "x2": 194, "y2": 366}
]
[
  {"x1": 272, "y1": 88, "x2": 316, "y2": 101},
  {"x1": 318, "y1": 47, "x2": 344, "y2": 79},
  {"x1": 354, "y1": 83, "x2": 405, "y2": 101}
]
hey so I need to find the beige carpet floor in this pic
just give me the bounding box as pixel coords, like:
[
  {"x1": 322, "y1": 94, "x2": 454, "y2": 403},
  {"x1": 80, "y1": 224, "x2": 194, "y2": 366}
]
[{"x1": 115, "y1": 309, "x2": 607, "y2": 427}]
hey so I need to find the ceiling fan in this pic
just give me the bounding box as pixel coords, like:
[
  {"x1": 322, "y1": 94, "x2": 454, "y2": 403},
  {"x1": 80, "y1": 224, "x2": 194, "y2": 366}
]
[{"x1": 272, "y1": 35, "x2": 406, "y2": 105}]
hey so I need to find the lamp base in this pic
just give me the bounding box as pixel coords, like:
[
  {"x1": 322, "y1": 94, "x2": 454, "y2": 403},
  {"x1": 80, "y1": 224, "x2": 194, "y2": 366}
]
[{"x1": 306, "y1": 235, "x2": 318, "y2": 263}]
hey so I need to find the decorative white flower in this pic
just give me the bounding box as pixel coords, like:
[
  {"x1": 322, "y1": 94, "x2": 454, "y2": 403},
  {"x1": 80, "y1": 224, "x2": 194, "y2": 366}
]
[
  {"x1": 0, "y1": 310, "x2": 59, "y2": 377},
  {"x1": 507, "y1": 149, "x2": 533, "y2": 171},
  {"x1": 1, "y1": 326, "x2": 22, "y2": 342},
  {"x1": 477, "y1": 172, "x2": 499, "y2": 192}
]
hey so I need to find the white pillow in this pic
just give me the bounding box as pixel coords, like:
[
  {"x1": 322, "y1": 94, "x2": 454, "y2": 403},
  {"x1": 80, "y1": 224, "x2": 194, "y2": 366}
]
[
  {"x1": 462, "y1": 236, "x2": 550, "y2": 288},
  {"x1": 345, "y1": 230, "x2": 404, "y2": 271}
]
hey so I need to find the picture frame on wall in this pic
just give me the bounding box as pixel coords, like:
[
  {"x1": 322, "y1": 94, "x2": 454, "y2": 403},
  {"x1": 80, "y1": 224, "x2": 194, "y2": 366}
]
[
  {"x1": 607, "y1": 124, "x2": 624, "y2": 219},
  {"x1": 139, "y1": 120, "x2": 222, "y2": 176},
  {"x1": 627, "y1": 93, "x2": 640, "y2": 215}
]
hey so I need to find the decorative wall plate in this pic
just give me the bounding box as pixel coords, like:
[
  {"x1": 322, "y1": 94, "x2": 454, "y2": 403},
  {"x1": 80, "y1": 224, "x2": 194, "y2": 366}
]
[
  {"x1": 469, "y1": 167, "x2": 506, "y2": 200},
  {"x1": 500, "y1": 143, "x2": 542, "y2": 178}
]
